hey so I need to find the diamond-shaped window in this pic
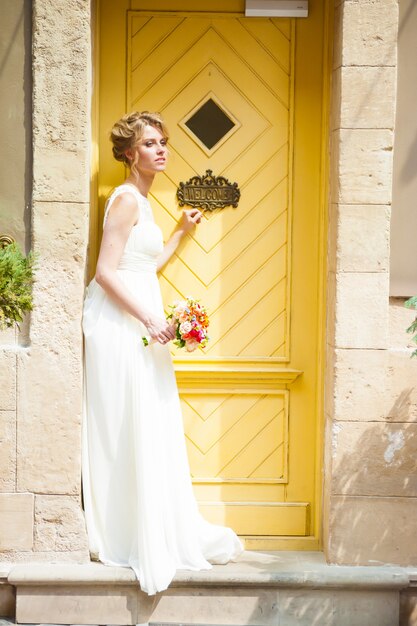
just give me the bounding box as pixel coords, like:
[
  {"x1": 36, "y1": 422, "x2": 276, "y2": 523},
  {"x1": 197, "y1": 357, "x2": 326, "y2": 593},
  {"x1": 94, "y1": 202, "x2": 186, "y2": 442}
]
[{"x1": 184, "y1": 98, "x2": 236, "y2": 150}]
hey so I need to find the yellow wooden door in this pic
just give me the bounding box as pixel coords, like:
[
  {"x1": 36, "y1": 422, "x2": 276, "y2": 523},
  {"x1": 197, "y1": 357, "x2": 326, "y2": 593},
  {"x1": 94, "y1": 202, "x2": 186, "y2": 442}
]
[{"x1": 97, "y1": 0, "x2": 331, "y2": 550}]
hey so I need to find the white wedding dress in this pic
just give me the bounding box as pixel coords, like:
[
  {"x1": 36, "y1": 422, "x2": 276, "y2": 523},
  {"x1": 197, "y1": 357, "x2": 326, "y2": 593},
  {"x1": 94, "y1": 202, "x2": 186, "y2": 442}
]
[{"x1": 82, "y1": 184, "x2": 243, "y2": 595}]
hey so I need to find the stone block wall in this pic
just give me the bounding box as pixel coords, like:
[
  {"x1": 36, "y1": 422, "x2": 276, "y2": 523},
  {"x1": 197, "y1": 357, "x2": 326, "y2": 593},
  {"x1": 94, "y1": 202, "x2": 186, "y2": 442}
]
[
  {"x1": 324, "y1": 0, "x2": 417, "y2": 566},
  {"x1": 0, "y1": 0, "x2": 91, "y2": 562}
]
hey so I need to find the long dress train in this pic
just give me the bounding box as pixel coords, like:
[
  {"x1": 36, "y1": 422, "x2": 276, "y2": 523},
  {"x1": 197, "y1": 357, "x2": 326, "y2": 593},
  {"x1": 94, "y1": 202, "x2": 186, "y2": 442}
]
[{"x1": 82, "y1": 184, "x2": 243, "y2": 595}]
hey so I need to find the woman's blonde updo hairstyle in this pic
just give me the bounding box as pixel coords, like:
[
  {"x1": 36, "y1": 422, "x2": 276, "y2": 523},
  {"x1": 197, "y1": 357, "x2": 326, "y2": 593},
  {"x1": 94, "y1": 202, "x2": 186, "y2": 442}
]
[{"x1": 110, "y1": 111, "x2": 169, "y2": 173}]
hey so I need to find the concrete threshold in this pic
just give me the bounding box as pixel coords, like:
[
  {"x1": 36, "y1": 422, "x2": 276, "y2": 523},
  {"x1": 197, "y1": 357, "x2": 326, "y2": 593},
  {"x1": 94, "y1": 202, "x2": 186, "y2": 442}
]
[{"x1": 2, "y1": 551, "x2": 413, "y2": 625}]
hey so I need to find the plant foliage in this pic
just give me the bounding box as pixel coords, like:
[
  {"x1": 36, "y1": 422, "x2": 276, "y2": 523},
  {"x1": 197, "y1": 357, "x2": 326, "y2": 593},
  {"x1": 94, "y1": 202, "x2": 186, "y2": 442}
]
[
  {"x1": 0, "y1": 242, "x2": 35, "y2": 329},
  {"x1": 405, "y1": 296, "x2": 417, "y2": 358}
]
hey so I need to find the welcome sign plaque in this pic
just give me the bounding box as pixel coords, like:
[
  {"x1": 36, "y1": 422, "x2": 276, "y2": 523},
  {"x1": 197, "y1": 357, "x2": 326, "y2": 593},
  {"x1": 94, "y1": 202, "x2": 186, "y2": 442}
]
[{"x1": 177, "y1": 169, "x2": 240, "y2": 212}]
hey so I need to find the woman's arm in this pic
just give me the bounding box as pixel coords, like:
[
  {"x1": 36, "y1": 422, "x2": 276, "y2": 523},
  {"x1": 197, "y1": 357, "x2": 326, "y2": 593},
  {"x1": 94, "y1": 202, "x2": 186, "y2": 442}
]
[
  {"x1": 95, "y1": 192, "x2": 175, "y2": 344},
  {"x1": 156, "y1": 209, "x2": 202, "y2": 273}
]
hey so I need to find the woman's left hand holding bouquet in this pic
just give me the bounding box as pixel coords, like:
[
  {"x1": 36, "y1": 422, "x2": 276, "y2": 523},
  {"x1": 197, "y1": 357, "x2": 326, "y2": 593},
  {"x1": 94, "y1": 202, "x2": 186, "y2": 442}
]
[{"x1": 144, "y1": 315, "x2": 176, "y2": 345}]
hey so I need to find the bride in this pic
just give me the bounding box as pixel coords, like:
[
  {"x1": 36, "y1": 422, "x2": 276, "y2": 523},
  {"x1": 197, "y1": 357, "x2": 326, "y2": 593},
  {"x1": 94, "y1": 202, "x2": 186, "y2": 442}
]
[{"x1": 82, "y1": 111, "x2": 243, "y2": 597}]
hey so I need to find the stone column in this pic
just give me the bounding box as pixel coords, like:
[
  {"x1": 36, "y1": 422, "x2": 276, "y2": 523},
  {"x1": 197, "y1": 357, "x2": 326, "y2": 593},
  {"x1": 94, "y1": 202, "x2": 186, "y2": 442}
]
[
  {"x1": 0, "y1": 0, "x2": 92, "y2": 561},
  {"x1": 324, "y1": 0, "x2": 417, "y2": 565}
]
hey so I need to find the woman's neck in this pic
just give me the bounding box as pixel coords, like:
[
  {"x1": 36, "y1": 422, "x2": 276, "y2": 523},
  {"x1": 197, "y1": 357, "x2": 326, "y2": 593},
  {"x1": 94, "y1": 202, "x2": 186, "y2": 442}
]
[{"x1": 125, "y1": 172, "x2": 154, "y2": 198}]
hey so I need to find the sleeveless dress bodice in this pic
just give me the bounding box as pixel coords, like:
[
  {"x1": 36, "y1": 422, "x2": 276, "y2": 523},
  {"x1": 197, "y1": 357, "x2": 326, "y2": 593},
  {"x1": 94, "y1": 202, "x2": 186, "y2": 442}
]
[{"x1": 105, "y1": 184, "x2": 164, "y2": 274}]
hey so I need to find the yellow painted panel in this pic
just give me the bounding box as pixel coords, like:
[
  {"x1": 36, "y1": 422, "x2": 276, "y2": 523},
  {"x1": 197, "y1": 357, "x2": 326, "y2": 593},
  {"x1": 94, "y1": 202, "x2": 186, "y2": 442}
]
[
  {"x1": 185, "y1": 393, "x2": 287, "y2": 481},
  {"x1": 130, "y1": 26, "x2": 287, "y2": 120},
  {"x1": 249, "y1": 445, "x2": 285, "y2": 480},
  {"x1": 226, "y1": 138, "x2": 289, "y2": 200},
  {"x1": 192, "y1": 482, "x2": 287, "y2": 502},
  {"x1": 145, "y1": 146, "x2": 289, "y2": 253},
  {"x1": 213, "y1": 19, "x2": 291, "y2": 104},
  {"x1": 131, "y1": 16, "x2": 183, "y2": 67},
  {"x1": 182, "y1": 394, "x2": 260, "y2": 453},
  {"x1": 181, "y1": 394, "x2": 229, "y2": 422},
  {"x1": 166, "y1": 152, "x2": 289, "y2": 253},
  {"x1": 156, "y1": 209, "x2": 289, "y2": 353},
  {"x1": 208, "y1": 244, "x2": 286, "y2": 325},
  {"x1": 162, "y1": 232, "x2": 288, "y2": 358},
  {"x1": 130, "y1": 0, "x2": 245, "y2": 12},
  {"x1": 239, "y1": 312, "x2": 286, "y2": 357},
  {"x1": 272, "y1": 18, "x2": 291, "y2": 41},
  {"x1": 199, "y1": 503, "x2": 309, "y2": 536},
  {"x1": 131, "y1": 15, "x2": 151, "y2": 38},
  {"x1": 244, "y1": 536, "x2": 320, "y2": 551},
  {"x1": 162, "y1": 65, "x2": 275, "y2": 173},
  {"x1": 161, "y1": 202, "x2": 286, "y2": 287},
  {"x1": 219, "y1": 412, "x2": 285, "y2": 480},
  {"x1": 207, "y1": 280, "x2": 286, "y2": 356},
  {"x1": 238, "y1": 18, "x2": 291, "y2": 72},
  {"x1": 130, "y1": 20, "x2": 209, "y2": 100}
]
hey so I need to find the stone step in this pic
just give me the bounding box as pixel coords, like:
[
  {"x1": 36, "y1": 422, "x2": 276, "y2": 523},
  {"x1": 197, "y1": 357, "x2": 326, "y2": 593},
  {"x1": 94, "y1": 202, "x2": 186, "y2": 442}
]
[{"x1": 1, "y1": 551, "x2": 413, "y2": 626}]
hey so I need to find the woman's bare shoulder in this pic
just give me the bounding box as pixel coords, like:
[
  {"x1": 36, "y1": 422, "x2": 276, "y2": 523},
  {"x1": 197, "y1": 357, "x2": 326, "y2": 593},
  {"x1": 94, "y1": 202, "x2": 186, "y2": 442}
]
[{"x1": 105, "y1": 190, "x2": 139, "y2": 227}]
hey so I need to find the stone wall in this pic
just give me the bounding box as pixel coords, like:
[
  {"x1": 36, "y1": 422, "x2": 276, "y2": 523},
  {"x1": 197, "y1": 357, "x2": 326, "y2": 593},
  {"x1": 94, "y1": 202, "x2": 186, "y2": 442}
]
[
  {"x1": 324, "y1": 0, "x2": 417, "y2": 566},
  {"x1": 0, "y1": 0, "x2": 32, "y2": 252},
  {"x1": 0, "y1": 0, "x2": 91, "y2": 562}
]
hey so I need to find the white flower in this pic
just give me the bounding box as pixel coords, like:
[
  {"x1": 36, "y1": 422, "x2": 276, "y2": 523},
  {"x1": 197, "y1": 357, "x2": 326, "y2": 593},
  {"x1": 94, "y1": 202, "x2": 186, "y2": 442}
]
[
  {"x1": 180, "y1": 321, "x2": 192, "y2": 334},
  {"x1": 173, "y1": 301, "x2": 187, "y2": 315}
]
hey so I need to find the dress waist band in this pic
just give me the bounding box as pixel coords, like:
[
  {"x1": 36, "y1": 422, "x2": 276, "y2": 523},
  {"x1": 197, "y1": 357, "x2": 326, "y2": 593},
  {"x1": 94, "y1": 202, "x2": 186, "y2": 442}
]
[{"x1": 118, "y1": 252, "x2": 157, "y2": 273}]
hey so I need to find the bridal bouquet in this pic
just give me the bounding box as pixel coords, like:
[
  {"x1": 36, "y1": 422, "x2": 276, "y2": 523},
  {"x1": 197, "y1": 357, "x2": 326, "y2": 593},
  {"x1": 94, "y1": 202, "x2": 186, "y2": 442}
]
[{"x1": 142, "y1": 296, "x2": 209, "y2": 352}]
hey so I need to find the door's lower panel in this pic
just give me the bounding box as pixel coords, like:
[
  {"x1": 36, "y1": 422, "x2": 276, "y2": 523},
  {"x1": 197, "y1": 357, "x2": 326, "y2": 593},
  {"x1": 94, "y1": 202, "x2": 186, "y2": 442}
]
[{"x1": 198, "y1": 502, "x2": 310, "y2": 536}]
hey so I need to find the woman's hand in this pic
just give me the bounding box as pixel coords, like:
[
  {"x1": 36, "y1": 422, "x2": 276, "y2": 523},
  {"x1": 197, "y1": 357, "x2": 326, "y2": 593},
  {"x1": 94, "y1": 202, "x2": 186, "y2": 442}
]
[
  {"x1": 145, "y1": 317, "x2": 176, "y2": 345},
  {"x1": 178, "y1": 209, "x2": 202, "y2": 234}
]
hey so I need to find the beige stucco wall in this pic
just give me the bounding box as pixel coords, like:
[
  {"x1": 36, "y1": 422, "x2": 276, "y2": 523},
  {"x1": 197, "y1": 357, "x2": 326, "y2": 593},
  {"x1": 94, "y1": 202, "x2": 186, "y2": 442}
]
[{"x1": 0, "y1": 0, "x2": 91, "y2": 562}]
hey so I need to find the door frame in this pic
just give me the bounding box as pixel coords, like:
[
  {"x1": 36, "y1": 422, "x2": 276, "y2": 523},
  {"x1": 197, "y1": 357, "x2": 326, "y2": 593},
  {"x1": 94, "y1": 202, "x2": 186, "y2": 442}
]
[{"x1": 92, "y1": 0, "x2": 333, "y2": 550}]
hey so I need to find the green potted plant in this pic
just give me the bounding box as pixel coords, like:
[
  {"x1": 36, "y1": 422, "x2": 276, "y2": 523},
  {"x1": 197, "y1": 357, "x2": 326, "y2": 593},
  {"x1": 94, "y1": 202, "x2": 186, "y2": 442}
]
[
  {"x1": 405, "y1": 296, "x2": 417, "y2": 357},
  {"x1": 0, "y1": 240, "x2": 35, "y2": 329}
]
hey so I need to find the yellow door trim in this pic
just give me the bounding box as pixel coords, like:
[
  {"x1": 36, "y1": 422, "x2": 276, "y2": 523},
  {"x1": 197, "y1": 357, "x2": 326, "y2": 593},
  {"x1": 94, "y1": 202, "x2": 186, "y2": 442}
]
[{"x1": 96, "y1": 0, "x2": 333, "y2": 551}]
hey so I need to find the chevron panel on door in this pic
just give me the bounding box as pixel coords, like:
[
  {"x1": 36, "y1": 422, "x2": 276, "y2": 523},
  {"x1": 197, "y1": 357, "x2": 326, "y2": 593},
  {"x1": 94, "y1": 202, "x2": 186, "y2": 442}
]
[
  {"x1": 128, "y1": 14, "x2": 292, "y2": 360},
  {"x1": 180, "y1": 392, "x2": 288, "y2": 483}
]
